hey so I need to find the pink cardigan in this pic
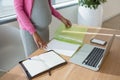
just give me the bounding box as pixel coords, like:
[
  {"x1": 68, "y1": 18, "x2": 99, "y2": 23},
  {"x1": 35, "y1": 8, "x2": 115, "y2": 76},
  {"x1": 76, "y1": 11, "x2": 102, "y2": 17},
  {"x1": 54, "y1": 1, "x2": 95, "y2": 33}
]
[{"x1": 14, "y1": 0, "x2": 62, "y2": 34}]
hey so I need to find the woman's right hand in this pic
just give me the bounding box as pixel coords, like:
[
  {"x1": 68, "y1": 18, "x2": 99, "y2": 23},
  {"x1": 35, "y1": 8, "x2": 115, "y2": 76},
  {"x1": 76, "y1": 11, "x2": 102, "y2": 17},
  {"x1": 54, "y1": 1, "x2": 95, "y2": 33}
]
[{"x1": 32, "y1": 32, "x2": 47, "y2": 49}]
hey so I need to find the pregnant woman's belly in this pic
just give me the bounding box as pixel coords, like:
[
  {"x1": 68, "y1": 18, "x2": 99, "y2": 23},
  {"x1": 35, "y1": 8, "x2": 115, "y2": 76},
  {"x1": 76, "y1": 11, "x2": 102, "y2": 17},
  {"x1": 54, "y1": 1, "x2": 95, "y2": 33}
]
[{"x1": 31, "y1": 0, "x2": 52, "y2": 30}]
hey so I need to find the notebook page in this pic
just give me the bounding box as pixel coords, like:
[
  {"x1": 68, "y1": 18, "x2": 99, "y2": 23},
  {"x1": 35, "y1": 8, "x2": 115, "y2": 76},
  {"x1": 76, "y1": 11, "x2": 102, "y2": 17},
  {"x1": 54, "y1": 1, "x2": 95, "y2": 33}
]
[
  {"x1": 46, "y1": 39, "x2": 80, "y2": 56},
  {"x1": 38, "y1": 51, "x2": 65, "y2": 68},
  {"x1": 22, "y1": 57, "x2": 49, "y2": 77}
]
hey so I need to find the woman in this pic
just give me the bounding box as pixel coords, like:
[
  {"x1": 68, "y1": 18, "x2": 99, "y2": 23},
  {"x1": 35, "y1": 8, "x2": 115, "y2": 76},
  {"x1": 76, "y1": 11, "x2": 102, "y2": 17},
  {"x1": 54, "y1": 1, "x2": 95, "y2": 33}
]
[{"x1": 14, "y1": 0, "x2": 72, "y2": 57}]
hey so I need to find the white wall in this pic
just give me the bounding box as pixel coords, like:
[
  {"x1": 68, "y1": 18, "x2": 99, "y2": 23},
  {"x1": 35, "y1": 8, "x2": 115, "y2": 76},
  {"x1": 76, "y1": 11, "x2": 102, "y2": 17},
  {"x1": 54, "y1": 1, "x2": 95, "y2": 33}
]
[{"x1": 103, "y1": 0, "x2": 120, "y2": 21}]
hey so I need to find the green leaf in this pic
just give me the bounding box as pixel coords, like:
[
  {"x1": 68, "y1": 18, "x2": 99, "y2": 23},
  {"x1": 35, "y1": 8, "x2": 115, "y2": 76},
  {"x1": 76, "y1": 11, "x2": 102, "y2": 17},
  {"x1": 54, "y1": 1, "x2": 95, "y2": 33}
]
[{"x1": 78, "y1": 0, "x2": 107, "y2": 9}]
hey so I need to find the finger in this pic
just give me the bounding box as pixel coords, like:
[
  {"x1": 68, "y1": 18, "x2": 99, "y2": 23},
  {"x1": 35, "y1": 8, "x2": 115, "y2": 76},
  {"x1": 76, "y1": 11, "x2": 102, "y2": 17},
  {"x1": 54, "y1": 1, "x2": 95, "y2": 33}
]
[
  {"x1": 36, "y1": 42, "x2": 40, "y2": 48},
  {"x1": 65, "y1": 24, "x2": 71, "y2": 28},
  {"x1": 65, "y1": 21, "x2": 72, "y2": 28},
  {"x1": 42, "y1": 42, "x2": 47, "y2": 49},
  {"x1": 67, "y1": 20, "x2": 72, "y2": 27},
  {"x1": 38, "y1": 42, "x2": 42, "y2": 48},
  {"x1": 34, "y1": 41, "x2": 39, "y2": 48}
]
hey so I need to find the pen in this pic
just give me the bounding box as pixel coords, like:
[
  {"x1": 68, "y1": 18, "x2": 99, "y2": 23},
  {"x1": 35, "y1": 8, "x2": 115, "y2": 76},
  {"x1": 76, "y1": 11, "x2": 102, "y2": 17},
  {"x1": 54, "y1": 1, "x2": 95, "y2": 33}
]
[
  {"x1": 28, "y1": 58, "x2": 44, "y2": 61},
  {"x1": 28, "y1": 58, "x2": 39, "y2": 60}
]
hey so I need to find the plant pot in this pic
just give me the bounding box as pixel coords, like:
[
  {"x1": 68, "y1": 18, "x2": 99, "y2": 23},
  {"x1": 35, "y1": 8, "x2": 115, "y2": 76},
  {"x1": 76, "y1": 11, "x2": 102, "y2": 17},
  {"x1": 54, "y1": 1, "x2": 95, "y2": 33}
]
[{"x1": 77, "y1": 5, "x2": 103, "y2": 27}]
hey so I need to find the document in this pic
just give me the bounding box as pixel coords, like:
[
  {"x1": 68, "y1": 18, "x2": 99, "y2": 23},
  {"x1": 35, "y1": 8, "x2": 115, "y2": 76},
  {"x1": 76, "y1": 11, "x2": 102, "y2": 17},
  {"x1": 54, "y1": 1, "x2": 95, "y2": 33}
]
[
  {"x1": 46, "y1": 39, "x2": 81, "y2": 57},
  {"x1": 54, "y1": 24, "x2": 88, "y2": 45},
  {"x1": 19, "y1": 50, "x2": 66, "y2": 78}
]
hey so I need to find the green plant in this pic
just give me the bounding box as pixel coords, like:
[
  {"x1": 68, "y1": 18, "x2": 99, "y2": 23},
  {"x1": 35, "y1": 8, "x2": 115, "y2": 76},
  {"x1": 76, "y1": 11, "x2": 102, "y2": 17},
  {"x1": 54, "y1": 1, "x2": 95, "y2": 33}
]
[{"x1": 78, "y1": 0, "x2": 107, "y2": 9}]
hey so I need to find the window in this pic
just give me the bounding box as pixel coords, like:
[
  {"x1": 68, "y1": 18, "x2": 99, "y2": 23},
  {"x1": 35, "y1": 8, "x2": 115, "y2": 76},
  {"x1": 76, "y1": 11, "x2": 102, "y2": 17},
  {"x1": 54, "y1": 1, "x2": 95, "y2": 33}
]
[
  {"x1": 52, "y1": 0, "x2": 75, "y2": 4},
  {"x1": 0, "y1": 0, "x2": 77, "y2": 24},
  {"x1": 52, "y1": 0, "x2": 77, "y2": 10},
  {"x1": 0, "y1": 0, "x2": 15, "y2": 21}
]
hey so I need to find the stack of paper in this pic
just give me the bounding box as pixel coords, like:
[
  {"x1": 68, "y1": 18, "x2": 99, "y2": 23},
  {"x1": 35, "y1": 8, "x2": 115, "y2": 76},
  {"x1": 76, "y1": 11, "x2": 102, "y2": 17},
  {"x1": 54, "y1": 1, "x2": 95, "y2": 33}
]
[
  {"x1": 46, "y1": 24, "x2": 88, "y2": 57},
  {"x1": 46, "y1": 39, "x2": 81, "y2": 57}
]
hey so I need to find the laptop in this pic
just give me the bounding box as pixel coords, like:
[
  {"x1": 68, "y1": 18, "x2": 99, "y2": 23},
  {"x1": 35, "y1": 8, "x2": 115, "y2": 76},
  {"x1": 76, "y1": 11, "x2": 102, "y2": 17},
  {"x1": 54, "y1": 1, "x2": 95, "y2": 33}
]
[{"x1": 70, "y1": 34, "x2": 115, "y2": 71}]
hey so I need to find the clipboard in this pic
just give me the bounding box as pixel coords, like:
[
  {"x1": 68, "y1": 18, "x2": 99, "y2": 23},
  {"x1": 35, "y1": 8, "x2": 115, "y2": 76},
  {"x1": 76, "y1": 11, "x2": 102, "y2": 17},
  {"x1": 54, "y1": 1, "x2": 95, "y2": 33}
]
[{"x1": 19, "y1": 50, "x2": 67, "y2": 79}]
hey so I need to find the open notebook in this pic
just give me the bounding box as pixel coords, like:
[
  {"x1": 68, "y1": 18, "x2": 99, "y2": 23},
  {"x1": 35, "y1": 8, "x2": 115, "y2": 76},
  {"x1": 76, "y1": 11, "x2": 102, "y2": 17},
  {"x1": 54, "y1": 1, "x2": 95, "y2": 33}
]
[{"x1": 19, "y1": 50, "x2": 66, "y2": 79}]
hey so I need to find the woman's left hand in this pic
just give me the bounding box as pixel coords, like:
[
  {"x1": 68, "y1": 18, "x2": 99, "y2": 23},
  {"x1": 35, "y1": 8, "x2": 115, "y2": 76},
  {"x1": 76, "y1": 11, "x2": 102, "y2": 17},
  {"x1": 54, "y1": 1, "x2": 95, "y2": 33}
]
[{"x1": 60, "y1": 16, "x2": 72, "y2": 28}]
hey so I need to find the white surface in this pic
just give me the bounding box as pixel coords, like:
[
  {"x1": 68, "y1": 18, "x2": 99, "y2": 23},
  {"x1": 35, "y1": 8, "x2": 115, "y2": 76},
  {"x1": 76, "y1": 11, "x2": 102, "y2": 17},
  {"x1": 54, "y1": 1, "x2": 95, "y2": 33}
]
[
  {"x1": 23, "y1": 59, "x2": 49, "y2": 77},
  {"x1": 46, "y1": 39, "x2": 81, "y2": 56},
  {"x1": 78, "y1": 5, "x2": 103, "y2": 27},
  {"x1": 22, "y1": 51, "x2": 65, "y2": 77},
  {"x1": 91, "y1": 38, "x2": 106, "y2": 45}
]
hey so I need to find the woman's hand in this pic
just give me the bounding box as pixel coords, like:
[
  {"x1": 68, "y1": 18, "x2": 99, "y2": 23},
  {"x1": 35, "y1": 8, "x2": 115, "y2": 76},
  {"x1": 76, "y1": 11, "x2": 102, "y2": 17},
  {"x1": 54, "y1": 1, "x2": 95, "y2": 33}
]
[
  {"x1": 32, "y1": 32, "x2": 47, "y2": 49},
  {"x1": 60, "y1": 16, "x2": 72, "y2": 28}
]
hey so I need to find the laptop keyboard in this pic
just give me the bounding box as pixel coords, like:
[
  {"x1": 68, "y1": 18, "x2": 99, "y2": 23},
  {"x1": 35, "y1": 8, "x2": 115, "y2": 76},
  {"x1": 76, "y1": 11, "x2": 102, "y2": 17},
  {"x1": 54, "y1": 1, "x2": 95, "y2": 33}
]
[{"x1": 82, "y1": 47, "x2": 105, "y2": 67}]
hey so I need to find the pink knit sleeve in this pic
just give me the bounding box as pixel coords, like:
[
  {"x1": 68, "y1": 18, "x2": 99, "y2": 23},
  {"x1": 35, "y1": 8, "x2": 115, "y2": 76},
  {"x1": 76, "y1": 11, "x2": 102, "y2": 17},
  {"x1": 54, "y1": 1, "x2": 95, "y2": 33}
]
[
  {"x1": 14, "y1": 0, "x2": 36, "y2": 34},
  {"x1": 48, "y1": 0, "x2": 62, "y2": 20}
]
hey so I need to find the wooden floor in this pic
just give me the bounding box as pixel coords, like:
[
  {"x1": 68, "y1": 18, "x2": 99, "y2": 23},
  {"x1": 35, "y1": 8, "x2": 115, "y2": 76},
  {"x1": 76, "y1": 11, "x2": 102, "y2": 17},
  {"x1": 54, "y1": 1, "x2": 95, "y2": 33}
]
[{"x1": 102, "y1": 14, "x2": 120, "y2": 30}]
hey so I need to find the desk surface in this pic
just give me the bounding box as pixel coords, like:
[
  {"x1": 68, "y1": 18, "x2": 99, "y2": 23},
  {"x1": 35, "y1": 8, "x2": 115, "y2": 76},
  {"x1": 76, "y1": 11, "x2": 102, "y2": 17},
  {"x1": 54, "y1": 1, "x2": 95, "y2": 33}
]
[{"x1": 1, "y1": 26, "x2": 120, "y2": 80}]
